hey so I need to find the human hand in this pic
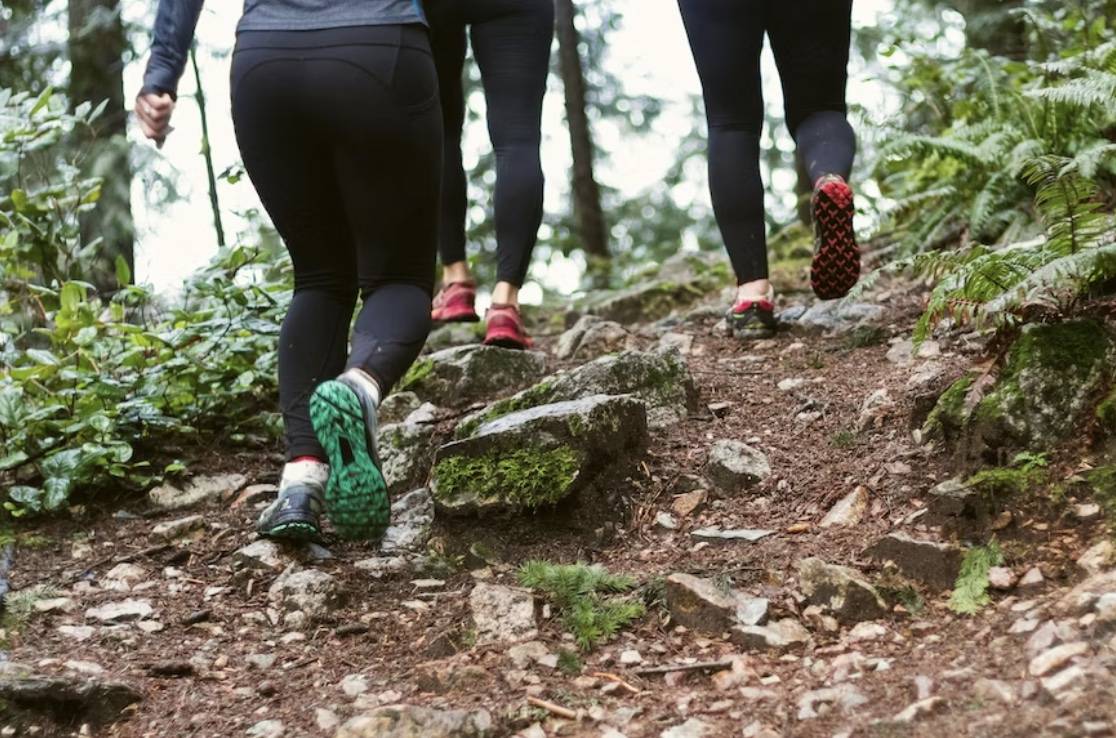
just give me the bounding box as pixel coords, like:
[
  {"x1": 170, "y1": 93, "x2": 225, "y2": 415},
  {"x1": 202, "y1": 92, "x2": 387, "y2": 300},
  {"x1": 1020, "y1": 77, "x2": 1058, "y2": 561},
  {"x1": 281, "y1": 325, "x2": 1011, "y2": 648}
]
[{"x1": 135, "y1": 91, "x2": 176, "y2": 147}]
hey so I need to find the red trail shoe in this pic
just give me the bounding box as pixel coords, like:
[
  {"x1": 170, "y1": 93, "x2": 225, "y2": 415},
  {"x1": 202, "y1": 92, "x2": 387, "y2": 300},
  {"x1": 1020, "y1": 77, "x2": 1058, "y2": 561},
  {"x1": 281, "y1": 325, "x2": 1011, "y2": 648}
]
[
  {"x1": 431, "y1": 281, "x2": 480, "y2": 323},
  {"x1": 810, "y1": 175, "x2": 861, "y2": 300},
  {"x1": 483, "y1": 304, "x2": 532, "y2": 350},
  {"x1": 728, "y1": 287, "x2": 777, "y2": 339}
]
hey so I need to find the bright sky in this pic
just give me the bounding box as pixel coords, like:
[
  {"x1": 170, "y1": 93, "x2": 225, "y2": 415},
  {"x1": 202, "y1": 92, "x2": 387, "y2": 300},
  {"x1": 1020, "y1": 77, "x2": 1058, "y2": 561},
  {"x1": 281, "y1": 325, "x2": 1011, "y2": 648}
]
[{"x1": 124, "y1": 0, "x2": 899, "y2": 298}]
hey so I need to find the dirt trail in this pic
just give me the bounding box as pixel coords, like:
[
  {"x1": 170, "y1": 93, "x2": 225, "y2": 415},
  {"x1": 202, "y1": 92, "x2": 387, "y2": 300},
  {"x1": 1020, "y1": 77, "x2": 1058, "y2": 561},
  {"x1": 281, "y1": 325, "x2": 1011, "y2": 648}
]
[{"x1": 5, "y1": 279, "x2": 1116, "y2": 738}]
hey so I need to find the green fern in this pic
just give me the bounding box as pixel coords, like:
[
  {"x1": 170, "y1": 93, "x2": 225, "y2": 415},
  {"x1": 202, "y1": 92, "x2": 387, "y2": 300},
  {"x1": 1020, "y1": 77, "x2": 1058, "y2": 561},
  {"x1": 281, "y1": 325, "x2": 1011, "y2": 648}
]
[
  {"x1": 517, "y1": 560, "x2": 645, "y2": 650},
  {"x1": 950, "y1": 542, "x2": 1004, "y2": 615}
]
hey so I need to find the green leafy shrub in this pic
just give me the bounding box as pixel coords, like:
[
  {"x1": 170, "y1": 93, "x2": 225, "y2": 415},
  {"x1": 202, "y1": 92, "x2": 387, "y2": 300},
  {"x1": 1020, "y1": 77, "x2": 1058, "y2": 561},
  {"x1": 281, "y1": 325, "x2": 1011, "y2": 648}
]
[
  {"x1": 1, "y1": 89, "x2": 292, "y2": 515},
  {"x1": 517, "y1": 560, "x2": 646, "y2": 650}
]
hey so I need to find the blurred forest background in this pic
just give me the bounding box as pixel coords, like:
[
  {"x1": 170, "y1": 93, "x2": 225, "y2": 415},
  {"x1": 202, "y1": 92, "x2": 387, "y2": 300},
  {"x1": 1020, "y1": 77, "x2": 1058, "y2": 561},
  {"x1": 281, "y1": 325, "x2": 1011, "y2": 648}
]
[{"x1": 1, "y1": 0, "x2": 1114, "y2": 514}]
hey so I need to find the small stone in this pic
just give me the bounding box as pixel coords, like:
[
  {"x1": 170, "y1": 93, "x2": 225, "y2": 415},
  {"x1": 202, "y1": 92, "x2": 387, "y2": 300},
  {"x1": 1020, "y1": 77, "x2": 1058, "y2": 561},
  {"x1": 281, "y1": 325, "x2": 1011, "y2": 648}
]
[
  {"x1": 797, "y1": 558, "x2": 887, "y2": 623},
  {"x1": 507, "y1": 642, "x2": 550, "y2": 670},
  {"x1": 64, "y1": 660, "x2": 104, "y2": 675},
  {"x1": 777, "y1": 378, "x2": 806, "y2": 392},
  {"x1": 819, "y1": 487, "x2": 868, "y2": 528},
  {"x1": 659, "y1": 332, "x2": 694, "y2": 355},
  {"x1": 469, "y1": 583, "x2": 537, "y2": 644},
  {"x1": 857, "y1": 389, "x2": 896, "y2": 431},
  {"x1": 1077, "y1": 540, "x2": 1116, "y2": 576},
  {"x1": 656, "y1": 512, "x2": 679, "y2": 530},
  {"x1": 340, "y1": 674, "x2": 370, "y2": 697},
  {"x1": 85, "y1": 599, "x2": 153, "y2": 623},
  {"x1": 150, "y1": 514, "x2": 205, "y2": 541},
  {"x1": 665, "y1": 573, "x2": 768, "y2": 634},
  {"x1": 847, "y1": 622, "x2": 888, "y2": 642},
  {"x1": 732, "y1": 618, "x2": 811, "y2": 652},
  {"x1": 1074, "y1": 503, "x2": 1103, "y2": 522},
  {"x1": 691, "y1": 527, "x2": 775, "y2": 544},
  {"x1": 707, "y1": 402, "x2": 732, "y2": 418},
  {"x1": 619, "y1": 650, "x2": 642, "y2": 665},
  {"x1": 247, "y1": 654, "x2": 277, "y2": 671},
  {"x1": 334, "y1": 704, "x2": 492, "y2": 738},
  {"x1": 1018, "y1": 567, "x2": 1045, "y2": 590},
  {"x1": 136, "y1": 620, "x2": 164, "y2": 634},
  {"x1": 267, "y1": 567, "x2": 343, "y2": 622},
  {"x1": 233, "y1": 540, "x2": 290, "y2": 571},
  {"x1": 797, "y1": 685, "x2": 868, "y2": 720},
  {"x1": 246, "y1": 719, "x2": 284, "y2": 738},
  {"x1": 1028, "y1": 642, "x2": 1089, "y2": 677},
  {"x1": 1041, "y1": 665, "x2": 1087, "y2": 695},
  {"x1": 102, "y1": 563, "x2": 146, "y2": 590},
  {"x1": 58, "y1": 625, "x2": 95, "y2": 641},
  {"x1": 257, "y1": 681, "x2": 278, "y2": 697},
  {"x1": 661, "y1": 718, "x2": 711, "y2": 738},
  {"x1": 33, "y1": 597, "x2": 76, "y2": 614},
  {"x1": 705, "y1": 440, "x2": 771, "y2": 492},
  {"x1": 988, "y1": 567, "x2": 1018, "y2": 591},
  {"x1": 891, "y1": 696, "x2": 945, "y2": 723},
  {"x1": 316, "y1": 709, "x2": 340, "y2": 732},
  {"x1": 671, "y1": 490, "x2": 707, "y2": 518},
  {"x1": 973, "y1": 678, "x2": 1015, "y2": 705}
]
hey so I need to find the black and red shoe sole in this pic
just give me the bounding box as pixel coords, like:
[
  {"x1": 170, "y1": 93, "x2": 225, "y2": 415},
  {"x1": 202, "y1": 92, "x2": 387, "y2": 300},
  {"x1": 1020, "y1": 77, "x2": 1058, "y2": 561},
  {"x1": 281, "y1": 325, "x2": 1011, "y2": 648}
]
[{"x1": 810, "y1": 179, "x2": 861, "y2": 300}]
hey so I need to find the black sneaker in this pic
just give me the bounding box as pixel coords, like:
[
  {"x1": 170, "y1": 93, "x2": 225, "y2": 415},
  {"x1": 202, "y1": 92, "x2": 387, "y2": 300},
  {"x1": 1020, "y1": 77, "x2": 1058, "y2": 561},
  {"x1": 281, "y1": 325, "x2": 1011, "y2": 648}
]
[
  {"x1": 728, "y1": 289, "x2": 777, "y2": 339},
  {"x1": 257, "y1": 482, "x2": 326, "y2": 543}
]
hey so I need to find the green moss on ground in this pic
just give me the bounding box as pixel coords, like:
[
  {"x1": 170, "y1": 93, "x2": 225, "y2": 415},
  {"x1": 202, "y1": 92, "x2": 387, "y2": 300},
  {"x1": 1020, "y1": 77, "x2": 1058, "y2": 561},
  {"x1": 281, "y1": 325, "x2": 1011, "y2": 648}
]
[
  {"x1": 1086, "y1": 466, "x2": 1116, "y2": 518},
  {"x1": 434, "y1": 445, "x2": 582, "y2": 509}
]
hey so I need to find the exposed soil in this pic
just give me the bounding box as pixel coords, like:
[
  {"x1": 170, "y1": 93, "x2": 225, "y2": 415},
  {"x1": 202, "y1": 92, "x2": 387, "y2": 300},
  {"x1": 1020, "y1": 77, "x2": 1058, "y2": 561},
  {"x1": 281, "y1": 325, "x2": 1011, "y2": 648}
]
[{"x1": 6, "y1": 281, "x2": 1116, "y2": 738}]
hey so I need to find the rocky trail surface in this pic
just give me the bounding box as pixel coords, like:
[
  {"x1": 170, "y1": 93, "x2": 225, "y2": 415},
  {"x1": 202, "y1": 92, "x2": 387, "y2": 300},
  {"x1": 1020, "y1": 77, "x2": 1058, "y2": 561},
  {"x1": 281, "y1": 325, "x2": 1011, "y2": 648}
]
[{"x1": 5, "y1": 254, "x2": 1116, "y2": 738}]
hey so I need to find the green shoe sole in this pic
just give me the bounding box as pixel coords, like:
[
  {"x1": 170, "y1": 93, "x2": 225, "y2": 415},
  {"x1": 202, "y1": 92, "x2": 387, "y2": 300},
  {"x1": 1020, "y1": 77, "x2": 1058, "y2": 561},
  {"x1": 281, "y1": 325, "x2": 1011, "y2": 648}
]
[
  {"x1": 262, "y1": 520, "x2": 322, "y2": 543},
  {"x1": 310, "y1": 380, "x2": 390, "y2": 540}
]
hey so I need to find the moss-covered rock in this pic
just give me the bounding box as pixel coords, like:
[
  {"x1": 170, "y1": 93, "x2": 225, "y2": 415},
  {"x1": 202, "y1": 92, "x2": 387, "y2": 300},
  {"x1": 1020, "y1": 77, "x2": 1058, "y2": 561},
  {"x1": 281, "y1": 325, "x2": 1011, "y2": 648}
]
[
  {"x1": 971, "y1": 321, "x2": 1113, "y2": 449},
  {"x1": 1096, "y1": 387, "x2": 1116, "y2": 437},
  {"x1": 454, "y1": 349, "x2": 697, "y2": 437},
  {"x1": 378, "y1": 421, "x2": 437, "y2": 496},
  {"x1": 432, "y1": 395, "x2": 648, "y2": 516},
  {"x1": 397, "y1": 345, "x2": 548, "y2": 408},
  {"x1": 922, "y1": 320, "x2": 1115, "y2": 453}
]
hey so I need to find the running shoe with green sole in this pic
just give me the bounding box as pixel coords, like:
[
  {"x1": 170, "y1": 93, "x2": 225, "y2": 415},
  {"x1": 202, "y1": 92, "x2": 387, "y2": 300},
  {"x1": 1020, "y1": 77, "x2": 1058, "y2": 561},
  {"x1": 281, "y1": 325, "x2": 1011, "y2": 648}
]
[
  {"x1": 309, "y1": 379, "x2": 389, "y2": 540},
  {"x1": 256, "y1": 484, "x2": 325, "y2": 543}
]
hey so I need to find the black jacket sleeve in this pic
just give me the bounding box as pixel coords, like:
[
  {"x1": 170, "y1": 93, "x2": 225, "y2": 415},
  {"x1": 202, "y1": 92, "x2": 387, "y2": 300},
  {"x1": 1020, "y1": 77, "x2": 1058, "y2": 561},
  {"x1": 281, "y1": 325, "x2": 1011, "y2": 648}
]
[{"x1": 141, "y1": 0, "x2": 205, "y2": 98}]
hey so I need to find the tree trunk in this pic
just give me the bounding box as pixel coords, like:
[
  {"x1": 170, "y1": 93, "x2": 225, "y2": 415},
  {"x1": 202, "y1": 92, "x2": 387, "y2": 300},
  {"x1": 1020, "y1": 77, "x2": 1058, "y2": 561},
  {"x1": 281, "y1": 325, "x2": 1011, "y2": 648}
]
[
  {"x1": 554, "y1": 0, "x2": 610, "y2": 271},
  {"x1": 68, "y1": 0, "x2": 134, "y2": 291}
]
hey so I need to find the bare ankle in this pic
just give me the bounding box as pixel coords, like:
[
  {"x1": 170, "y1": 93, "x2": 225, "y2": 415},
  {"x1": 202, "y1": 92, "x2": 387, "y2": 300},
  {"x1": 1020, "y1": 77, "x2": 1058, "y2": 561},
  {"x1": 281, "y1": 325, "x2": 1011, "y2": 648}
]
[{"x1": 442, "y1": 262, "x2": 471, "y2": 285}]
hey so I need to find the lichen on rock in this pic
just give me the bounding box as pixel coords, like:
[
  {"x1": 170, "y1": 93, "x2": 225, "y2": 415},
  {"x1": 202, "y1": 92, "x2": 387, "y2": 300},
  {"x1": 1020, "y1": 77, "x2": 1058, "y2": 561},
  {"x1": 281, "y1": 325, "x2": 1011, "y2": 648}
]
[{"x1": 395, "y1": 345, "x2": 548, "y2": 408}]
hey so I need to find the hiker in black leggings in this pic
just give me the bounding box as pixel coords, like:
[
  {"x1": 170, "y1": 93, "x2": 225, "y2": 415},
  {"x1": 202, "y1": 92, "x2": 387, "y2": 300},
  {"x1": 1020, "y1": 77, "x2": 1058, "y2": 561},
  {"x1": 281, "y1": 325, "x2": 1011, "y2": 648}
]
[
  {"x1": 138, "y1": 0, "x2": 440, "y2": 542},
  {"x1": 678, "y1": 0, "x2": 861, "y2": 338},
  {"x1": 425, "y1": 0, "x2": 554, "y2": 350}
]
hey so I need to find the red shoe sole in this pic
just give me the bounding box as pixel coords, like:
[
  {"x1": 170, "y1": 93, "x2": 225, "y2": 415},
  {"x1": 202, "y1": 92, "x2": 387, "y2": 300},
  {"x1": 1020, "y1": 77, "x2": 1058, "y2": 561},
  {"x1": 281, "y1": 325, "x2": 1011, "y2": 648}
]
[
  {"x1": 810, "y1": 180, "x2": 861, "y2": 301},
  {"x1": 432, "y1": 306, "x2": 480, "y2": 324},
  {"x1": 483, "y1": 326, "x2": 530, "y2": 350}
]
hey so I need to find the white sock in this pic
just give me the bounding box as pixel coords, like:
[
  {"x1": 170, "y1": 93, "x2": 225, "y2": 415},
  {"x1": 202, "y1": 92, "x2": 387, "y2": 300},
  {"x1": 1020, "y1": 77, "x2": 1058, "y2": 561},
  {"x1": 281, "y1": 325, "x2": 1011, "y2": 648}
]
[
  {"x1": 280, "y1": 458, "x2": 329, "y2": 492},
  {"x1": 342, "y1": 367, "x2": 381, "y2": 407}
]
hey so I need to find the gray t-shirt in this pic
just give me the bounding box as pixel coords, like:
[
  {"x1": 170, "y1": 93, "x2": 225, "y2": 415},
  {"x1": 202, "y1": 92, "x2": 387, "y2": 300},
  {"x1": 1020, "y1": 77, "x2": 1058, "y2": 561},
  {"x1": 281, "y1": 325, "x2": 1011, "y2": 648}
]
[
  {"x1": 143, "y1": 0, "x2": 426, "y2": 96},
  {"x1": 238, "y1": 0, "x2": 426, "y2": 32}
]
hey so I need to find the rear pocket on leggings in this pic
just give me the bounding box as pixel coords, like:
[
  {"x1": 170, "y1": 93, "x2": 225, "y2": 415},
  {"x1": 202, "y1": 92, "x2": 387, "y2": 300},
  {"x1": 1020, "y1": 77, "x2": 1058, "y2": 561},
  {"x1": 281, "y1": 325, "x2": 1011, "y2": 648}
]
[{"x1": 391, "y1": 46, "x2": 438, "y2": 113}]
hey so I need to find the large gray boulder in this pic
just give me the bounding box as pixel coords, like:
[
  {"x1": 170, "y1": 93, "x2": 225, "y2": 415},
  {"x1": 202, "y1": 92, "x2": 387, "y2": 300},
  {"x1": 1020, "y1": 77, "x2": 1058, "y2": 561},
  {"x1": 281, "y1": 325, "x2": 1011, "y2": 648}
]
[
  {"x1": 456, "y1": 349, "x2": 697, "y2": 436},
  {"x1": 0, "y1": 664, "x2": 142, "y2": 725},
  {"x1": 396, "y1": 345, "x2": 548, "y2": 408},
  {"x1": 432, "y1": 395, "x2": 648, "y2": 516},
  {"x1": 924, "y1": 321, "x2": 1115, "y2": 452}
]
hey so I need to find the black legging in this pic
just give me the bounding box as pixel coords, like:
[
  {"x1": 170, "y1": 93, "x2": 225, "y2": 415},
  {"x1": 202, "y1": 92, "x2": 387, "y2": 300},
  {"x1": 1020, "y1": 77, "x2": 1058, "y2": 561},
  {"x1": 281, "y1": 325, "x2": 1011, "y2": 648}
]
[
  {"x1": 678, "y1": 0, "x2": 857, "y2": 285},
  {"x1": 425, "y1": 0, "x2": 553, "y2": 288},
  {"x1": 231, "y1": 25, "x2": 441, "y2": 460}
]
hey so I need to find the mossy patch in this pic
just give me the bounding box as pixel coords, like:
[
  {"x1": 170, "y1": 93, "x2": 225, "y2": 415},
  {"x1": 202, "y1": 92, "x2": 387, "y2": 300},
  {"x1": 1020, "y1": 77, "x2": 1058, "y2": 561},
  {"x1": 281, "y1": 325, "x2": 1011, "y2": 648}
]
[
  {"x1": 1096, "y1": 387, "x2": 1116, "y2": 436},
  {"x1": 433, "y1": 445, "x2": 582, "y2": 510},
  {"x1": 965, "y1": 452, "x2": 1048, "y2": 497},
  {"x1": 454, "y1": 380, "x2": 557, "y2": 440},
  {"x1": 922, "y1": 374, "x2": 975, "y2": 441},
  {"x1": 397, "y1": 358, "x2": 434, "y2": 393},
  {"x1": 1085, "y1": 466, "x2": 1116, "y2": 518}
]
